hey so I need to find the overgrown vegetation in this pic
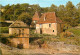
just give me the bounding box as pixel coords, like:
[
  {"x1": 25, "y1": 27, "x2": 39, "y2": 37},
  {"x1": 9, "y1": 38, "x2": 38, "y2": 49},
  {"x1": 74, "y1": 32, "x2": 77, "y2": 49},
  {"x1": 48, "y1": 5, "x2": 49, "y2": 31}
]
[
  {"x1": 0, "y1": 27, "x2": 9, "y2": 33},
  {"x1": 67, "y1": 28, "x2": 80, "y2": 36},
  {"x1": 0, "y1": 22, "x2": 11, "y2": 27},
  {"x1": 0, "y1": 34, "x2": 10, "y2": 44},
  {"x1": 9, "y1": 34, "x2": 18, "y2": 38},
  {"x1": 29, "y1": 27, "x2": 80, "y2": 46}
]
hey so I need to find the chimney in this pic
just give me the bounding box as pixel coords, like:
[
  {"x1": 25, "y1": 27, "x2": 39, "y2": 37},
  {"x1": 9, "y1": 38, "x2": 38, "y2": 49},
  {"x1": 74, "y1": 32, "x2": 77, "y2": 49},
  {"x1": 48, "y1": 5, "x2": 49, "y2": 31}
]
[{"x1": 44, "y1": 14, "x2": 46, "y2": 21}]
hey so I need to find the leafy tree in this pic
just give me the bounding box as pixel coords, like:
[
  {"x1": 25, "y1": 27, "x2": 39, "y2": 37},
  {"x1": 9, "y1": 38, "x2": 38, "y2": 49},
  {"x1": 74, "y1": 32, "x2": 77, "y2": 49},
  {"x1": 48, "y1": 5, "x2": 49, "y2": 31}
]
[
  {"x1": 4, "y1": 4, "x2": 11, "y2": 10},
  {"x1": 77, "y1": 3, "x2": 80, "y2": 23},
  {"x1": 41, "y1": 7, "x2": 49, "y2": 13},
  {"x1": 0, "y1": 4, "x2": 3, "y2": 8},
  {"x1": 49, "y1": 4, "x2": 57, "y2": 12},
  {"x1": 57, "y1": 5, "x2": 65, "y2": 19},
  {"x1": 1, "y1": 1, "x2": 80, "y2": 27},
  {"x1": 18, "y1": 12, "x2": 32, "y2": 26},
  {"x1": 64, "y1": 1, "x2": 78, "y2": 26}
]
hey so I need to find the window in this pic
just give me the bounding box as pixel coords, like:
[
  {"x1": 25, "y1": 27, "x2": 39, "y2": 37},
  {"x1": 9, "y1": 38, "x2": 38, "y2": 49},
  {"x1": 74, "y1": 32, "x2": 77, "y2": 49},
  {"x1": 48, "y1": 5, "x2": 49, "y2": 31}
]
[
  {"x1": 49, "y1": 24, "x2": 51, "y2": 27},
  {"x1": 44, "y1": 17, "x2": 46, "y2": 21},
  {"x1": 44, "y1": 15, "x2": 46, "y2": 21},
  {"x1": 22, "y1": 29, "x2": 24, "y2": 32},
  {"x1": 22, "y1": 29, "x2": 24, "y2": 36},
  {"x1": 33, "y1": 21, "x2": 36, "y2": 23},
  {"x1": 22, "y1": 33, "x2": 24, "y2": 36},
  {"x1": 53, "y1": 30, "x2": 54, "y2": 32},
  {"x1": 34, "y1": 21, "x2": 37, "y2": 23},
  {"x1": 40, "y1": 24, "x2": 42, "y2": 28},
  {"x1": 18, "y1": 29, "x2": 21, "y2": 35}
]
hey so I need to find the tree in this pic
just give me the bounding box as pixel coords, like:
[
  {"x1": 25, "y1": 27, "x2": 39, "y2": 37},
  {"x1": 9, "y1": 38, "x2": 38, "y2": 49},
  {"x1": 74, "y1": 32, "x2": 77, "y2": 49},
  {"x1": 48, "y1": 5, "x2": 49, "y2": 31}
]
[
  {"x1": 0, "y1": 4, "x2": 3, "y2": 8},
  {"x1": 18, "y1": 12, "x2": 32, "y2": 26},
  {"x1": 57, "y1": 5, "x2": 65, "y2": 20},
  {"x1": 49, "y1": 4, "x2": 57, "y2": 12},
  {"x1": 66, "y1": 1, "x2": 76, "y2": 17},
  {"x1": 64, "y1": 1, "x2": 78, "y2": 27},
  {"x1": 41, "y1": 7, "x2": 49, "y2": 13},
  {"x1": 77, "y1": 3, "x2": 80, "y2": 23},
  {"x1": 4, "y1": 4, "x2": 10, "y2": 10}
]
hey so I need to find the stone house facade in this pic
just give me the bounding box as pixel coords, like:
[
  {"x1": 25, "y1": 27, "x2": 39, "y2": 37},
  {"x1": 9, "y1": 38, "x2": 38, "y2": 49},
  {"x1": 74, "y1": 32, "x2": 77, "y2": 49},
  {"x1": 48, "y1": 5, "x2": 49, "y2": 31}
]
[
  {"x1": 36, "y1": 12, "x2": 64, "y2": 35},
  {"x1": 9, "y1": 20, "x2": 29, "y2": 48}
]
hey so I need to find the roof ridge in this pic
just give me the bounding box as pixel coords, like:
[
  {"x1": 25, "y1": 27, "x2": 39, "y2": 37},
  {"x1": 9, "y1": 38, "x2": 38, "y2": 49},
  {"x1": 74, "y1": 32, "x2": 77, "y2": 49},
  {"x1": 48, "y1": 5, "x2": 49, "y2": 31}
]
[
  {"x1": 37, "y1": 12, "x2": 63, "y2": 24},
  {"x1": 9, "y1": 20, "x2": 28, "y2": 28}
]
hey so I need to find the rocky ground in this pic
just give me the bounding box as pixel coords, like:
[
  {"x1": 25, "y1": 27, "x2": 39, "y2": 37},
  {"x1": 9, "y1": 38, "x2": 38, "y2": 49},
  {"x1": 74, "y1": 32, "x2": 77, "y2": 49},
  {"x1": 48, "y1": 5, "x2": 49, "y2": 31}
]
[{"x1": 0, "y1": 42, "x2": 80, "y2": 55}]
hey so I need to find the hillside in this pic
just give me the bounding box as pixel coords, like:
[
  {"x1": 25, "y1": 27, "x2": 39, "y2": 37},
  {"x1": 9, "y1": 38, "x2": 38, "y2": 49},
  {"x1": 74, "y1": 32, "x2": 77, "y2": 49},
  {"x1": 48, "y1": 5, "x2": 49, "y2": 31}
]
[{"x1": 0, "y1": 25, "x2": 80, "y2": 55}]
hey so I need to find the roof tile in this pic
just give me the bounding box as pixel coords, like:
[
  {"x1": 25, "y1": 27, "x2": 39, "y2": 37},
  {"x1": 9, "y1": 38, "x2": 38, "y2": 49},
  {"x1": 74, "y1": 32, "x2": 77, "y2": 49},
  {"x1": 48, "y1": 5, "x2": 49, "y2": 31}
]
[{"x1": 37, "y1": 12, "x2": 63, "y2": 24}]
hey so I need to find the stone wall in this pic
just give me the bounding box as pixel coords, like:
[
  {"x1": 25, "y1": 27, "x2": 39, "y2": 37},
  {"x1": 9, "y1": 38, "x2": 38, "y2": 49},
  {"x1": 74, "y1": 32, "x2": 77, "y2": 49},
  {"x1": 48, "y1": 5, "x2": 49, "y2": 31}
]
[
  {"x1": 9, "y1": 28, "x2": 29, "y2": 36},
  {"x1": 36, "y1": 23, "x2": 58, "y2": 35},
  {"x1": 9, "y1": 28, "x2": 29, "y2": 48},
  {"x1": 36, "y1": 23, "x2": 64, "y2": 35},
  {"x1": 9, "y1": 38, "x2": 29, "y2": 48},
  {"x1": 57, "y1": 23, "x2": 64, "y2": 35}
]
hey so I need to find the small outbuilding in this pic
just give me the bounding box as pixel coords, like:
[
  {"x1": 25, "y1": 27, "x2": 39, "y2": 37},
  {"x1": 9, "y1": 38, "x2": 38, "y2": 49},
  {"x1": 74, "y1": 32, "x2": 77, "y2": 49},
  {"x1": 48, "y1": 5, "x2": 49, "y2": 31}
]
[{"x1": 9, "y1": 20, "x2": 29, "y2": 48}]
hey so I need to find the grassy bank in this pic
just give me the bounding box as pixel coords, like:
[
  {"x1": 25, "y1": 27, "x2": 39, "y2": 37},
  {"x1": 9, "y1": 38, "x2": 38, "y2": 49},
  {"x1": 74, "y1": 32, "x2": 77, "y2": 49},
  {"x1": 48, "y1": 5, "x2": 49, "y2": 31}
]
[{"x1": 29, "y1": 27, "x2": 80, "y2": 46}]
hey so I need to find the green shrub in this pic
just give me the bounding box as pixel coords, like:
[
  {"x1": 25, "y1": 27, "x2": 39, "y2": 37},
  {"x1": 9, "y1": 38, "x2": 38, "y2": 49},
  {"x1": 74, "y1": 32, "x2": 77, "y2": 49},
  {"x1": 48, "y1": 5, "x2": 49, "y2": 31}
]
[
  {"x1": 0, "y1": 22, "x2": 11, "y2": 27},
  {"x1": 0, "y1": 34, "x2": 10, "y2": 44},
  {"x1": 0, "y1": 27, "x2": 9, "y2": 33},
  {"x1": 9, "y1": 34, "x2": 18, "y2": 38},
  {"x1": 68, "y1": 28, "x2": 80, "y2": 36}
]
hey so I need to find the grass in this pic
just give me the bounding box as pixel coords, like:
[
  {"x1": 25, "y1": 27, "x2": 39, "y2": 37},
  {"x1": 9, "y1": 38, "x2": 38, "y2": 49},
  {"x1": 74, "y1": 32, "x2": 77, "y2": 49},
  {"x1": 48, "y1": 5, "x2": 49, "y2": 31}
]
[
  {"x1": 59, "y1": 27, "x2": 80, "y2": 46},
  {"x1": 29, "y1": 26, "x2": 80, "y2": 46},
  {"x1": 67, "y1": 28, "x2": 80, "y2": 36}
]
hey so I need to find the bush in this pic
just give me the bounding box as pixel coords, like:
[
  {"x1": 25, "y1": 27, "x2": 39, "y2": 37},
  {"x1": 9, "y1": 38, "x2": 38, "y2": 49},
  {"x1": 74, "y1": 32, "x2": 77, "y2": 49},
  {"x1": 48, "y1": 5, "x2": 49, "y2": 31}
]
[
  {"x1": 0, "y1": 27, "x2": 9, "y2": 33},
  {"x1": 0, "y1": 34, "x2": 10, "y2": 44},
  {"x1": 9, "y1": 34, "x2": 18, "y2": 38},
  {"x1": 68, "y1": 28, "x2": 80, "y2": 36},
  {"x1": 0, "y1": 22, "x2": 11, "y2": 27}
]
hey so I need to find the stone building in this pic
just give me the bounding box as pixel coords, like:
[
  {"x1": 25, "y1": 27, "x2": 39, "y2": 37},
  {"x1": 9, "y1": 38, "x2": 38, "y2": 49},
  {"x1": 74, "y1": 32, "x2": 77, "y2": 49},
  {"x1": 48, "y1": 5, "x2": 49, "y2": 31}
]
[
  {"x1": 32, "y1": 11, "x2": 40, "y2": 24},
  {"x1": 36, "y1": 12, "x2": 64, "y2": 35},
  {"x1": 9, "y1": 20, "x2": 29, "y2": 48},
  {"x1": 31, "y1": 11, "x2": 40, "y2": 28}
]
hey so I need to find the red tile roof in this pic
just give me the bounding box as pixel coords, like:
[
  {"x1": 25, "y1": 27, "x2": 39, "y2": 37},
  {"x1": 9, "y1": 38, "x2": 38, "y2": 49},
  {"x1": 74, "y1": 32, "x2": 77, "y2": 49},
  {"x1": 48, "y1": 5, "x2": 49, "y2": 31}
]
[
  {"x1": 32, "y1": 11, "x2": 39, "y2": 21},
  {"x1": 37, "y1": 12, "x2": 63, "y2": 24}
]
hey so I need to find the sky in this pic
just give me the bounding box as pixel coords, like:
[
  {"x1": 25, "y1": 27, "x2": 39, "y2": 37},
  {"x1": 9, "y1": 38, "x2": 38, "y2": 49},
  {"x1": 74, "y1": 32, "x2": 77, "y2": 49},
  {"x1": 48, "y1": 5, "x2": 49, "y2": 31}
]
[{"x1": 0, "y1": 0, "x2": 80, "y2": 7}]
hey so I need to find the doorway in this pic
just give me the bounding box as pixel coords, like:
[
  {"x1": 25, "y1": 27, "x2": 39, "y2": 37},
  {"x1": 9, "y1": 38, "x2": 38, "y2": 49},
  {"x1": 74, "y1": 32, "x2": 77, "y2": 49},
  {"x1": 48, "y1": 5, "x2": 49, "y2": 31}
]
[
  {"x1": 17, "y1": 43, "x2": 23, "y2": 49},
  {"x1": 40, "y1": 28, "x2": 42, "y2": 34}
]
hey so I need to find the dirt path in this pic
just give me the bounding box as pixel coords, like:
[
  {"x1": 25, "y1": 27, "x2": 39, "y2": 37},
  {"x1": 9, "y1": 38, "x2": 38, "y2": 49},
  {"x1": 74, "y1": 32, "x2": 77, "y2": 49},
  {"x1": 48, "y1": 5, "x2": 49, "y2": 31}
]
[{"x1": 0, "y1": 42, "x2": 80, "y2": 55}]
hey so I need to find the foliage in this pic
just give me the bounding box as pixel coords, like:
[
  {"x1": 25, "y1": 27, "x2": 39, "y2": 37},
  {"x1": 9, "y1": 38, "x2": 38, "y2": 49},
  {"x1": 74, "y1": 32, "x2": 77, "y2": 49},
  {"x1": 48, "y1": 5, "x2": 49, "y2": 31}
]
[
  {"x1": 67, "y1": 28, "x2": 80, "y2": 36},
  {"x1": 0, "y1": 34, "x2": 10, "y2": 44},
  {"x1": 59, "y1": 27, "x2": 80, "y2": 46},
  {"x1": 49, "y1": 4, "x2": 57, "y2": 12},
  {"x1": 9, "y1": 34, "x2": 18, "y2": 38},
  {"x1": 30, "y1": 27, "x2": 80, "y2": 46},
  {"x1": 0, "y1": 27, "x2": 9, "y2": 33},
  {"x1": 18, "y1": 12, "x2": 32, "y2": 25},
  {"x1": 0, "y1": 22, "x2": 11, "y2": 27},
  {"x1": 1, "y1": 1, "x2": 80, "y2": 27}
]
